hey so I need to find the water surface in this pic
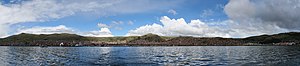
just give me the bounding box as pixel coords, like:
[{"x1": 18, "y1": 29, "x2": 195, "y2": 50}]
[{"x1": 0, "y1": 46, "x2": 299, "y2": 66}]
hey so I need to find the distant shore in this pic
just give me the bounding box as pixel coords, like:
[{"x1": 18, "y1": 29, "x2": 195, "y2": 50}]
[
  {"x1": 0, "y1": 40, "x2": 298, "y2": 47},
  {"x1": 1, "y1": 32, "x2": 300, "y2": 46},
  {"x1": 0, "y1": 44, "x2": 296, "y2": 47}
]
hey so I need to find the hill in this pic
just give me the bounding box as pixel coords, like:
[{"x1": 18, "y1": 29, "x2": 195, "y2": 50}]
[
  {"x1": 243, "y1": 32, "x2": 300, "y2": 44},
  {"x1": 0, "y1": 33, "x2": 86, "y2": 46},
  {"x1": 1, "y1": 33, "x2": 85, "y2": 41},
  {"x1": 129, "y1": 33, "x2": 166, "y2": 43},
  {"x1": 0, "y1": 32, "x2": 300, "y2": 46}
]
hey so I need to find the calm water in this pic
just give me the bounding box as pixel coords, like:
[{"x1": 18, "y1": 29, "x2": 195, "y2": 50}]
[{"x1": 0, "y1": 46, "x2": 299, "y2": 66}]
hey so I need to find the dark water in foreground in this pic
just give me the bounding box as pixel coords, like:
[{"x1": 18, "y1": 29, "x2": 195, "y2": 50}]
[{"x1": 0, "y1": 46, "x2": 300, "y2": 66}]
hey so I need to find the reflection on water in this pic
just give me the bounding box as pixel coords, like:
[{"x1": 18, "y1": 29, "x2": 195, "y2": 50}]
[{"x1": 0, "y1": 46, "x2": 300, "y2": 66}]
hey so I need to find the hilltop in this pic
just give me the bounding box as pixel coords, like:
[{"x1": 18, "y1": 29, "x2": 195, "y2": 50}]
[
  {"x1": 243, "y1": 32, "x2": 300, "y2": 45},
  {"x1": 0, "y1": 32, "x2": 300, "y2": 46}
]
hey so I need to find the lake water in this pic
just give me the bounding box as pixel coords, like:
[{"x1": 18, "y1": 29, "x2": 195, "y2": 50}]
[{"x1": 0, "y1": 46, "x2": 299, "y2": 66}]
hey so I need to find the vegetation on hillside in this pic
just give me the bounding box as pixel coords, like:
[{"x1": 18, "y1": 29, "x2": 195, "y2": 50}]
[
  {"x1": 129, "y1": 33, "x2": 166, "y2": 43},
  {"x1": 244, "y1": 32, "x2": 300, "y2": 44},
  {"x1": 1, "y1": 33, "x2": 85, "y2": 42},
  {"x1": 0, "y1": 32, "x2": 300, "y2": 46}
]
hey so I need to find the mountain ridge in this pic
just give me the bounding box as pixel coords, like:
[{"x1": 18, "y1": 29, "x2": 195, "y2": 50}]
[{"x1": 0, "y1": 32, "x2": 299, "y2": 46}]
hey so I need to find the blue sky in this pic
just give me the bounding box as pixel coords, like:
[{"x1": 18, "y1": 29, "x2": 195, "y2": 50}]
[{"x1": 1, "y1": 0, "x2": 298, "y2": 38}]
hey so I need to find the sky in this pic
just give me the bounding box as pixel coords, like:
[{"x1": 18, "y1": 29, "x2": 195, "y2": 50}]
[{"x1": 0, "y1": 0, "x2": 299, "y2": 38}]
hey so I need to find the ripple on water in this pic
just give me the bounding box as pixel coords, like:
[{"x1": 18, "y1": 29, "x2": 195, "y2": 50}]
[{"x1": 0, "y1": 46, "x2": 300, "y2": 65}]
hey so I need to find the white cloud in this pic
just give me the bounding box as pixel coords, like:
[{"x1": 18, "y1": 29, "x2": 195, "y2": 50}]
[
  {"x1": 98, "y1": 20, "x2": 134, "y2": 31},
  {"x1": 0, "y1": 25, "x2": 9, "y2": 38},
  {"x1": 126, "y1": 15, "x2": 290, "y2": 38},
  {"x1": 126, "y1": 23, "x2": 164, "y2": 36},
  {"x1": 15, "y1": 25, "x2": 114, "y2": 37},
  {"x1": 112, "y1": 21, "x2": 124, "y2": 25},
  {"x1": 0, "y1": 0, "x2": 183, "y2": 38},
  {"x1": 0, "y1": 0, "x2": 111, "y2": 37},
  {"x1": 127, "y1": 21, "x2": 134, "y2": 25},
  {"x1": 167, "y1": 9, "x2": 178, "y2": 15},
  {"x1": 127, "y1": 16, "x2": 232, "y2": 37},
  {"x1": 98, "y1": 23, "x2": 110, "y2": 28},
  {"x1": 200, "y1": 9, "x2": 214, "y2": 18},
  {"x1": 84, "y1": 28, "x2": 113, "y2": 37},
  {"x1": 16, "y1": 25, "x2": 75, "y2": 34}
]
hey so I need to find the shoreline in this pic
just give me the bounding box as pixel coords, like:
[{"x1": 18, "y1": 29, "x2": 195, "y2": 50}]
[
  {"x1": 1, "y1": 32, "x2": 300, "y2": 46},
  {"x1": 0, "y1": 44, "x2": 297, "y2": 47}
]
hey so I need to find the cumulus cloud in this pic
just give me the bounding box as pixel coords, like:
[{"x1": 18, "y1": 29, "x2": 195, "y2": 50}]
[
  {"x1": 125, "y1": 0, "x2": 300, "y2": 38},
  {"x1": 0, "y1": 25, "x2": 10, "y2": 38},
  {"x1": 84, "y1": 28, "x2": 113, "y2": 37},
  {"x1": 0, "y1": 0, "x2": 182, "y2": 38},
  {"x1": 98, "y1": 23, "x2": 110, "y2": 28},
  {"x1": 167, "y1": 9, "x2": 178, "y2": 15},
  {"x1": 127, "y1": 16, "x2": 232, "y2": 37},
  {"x1": 16, "y1": 25, "x2": 75, "y2": 34},
  {"x1": 126, "y1": 23, "x2": 164, "y2": 36},
  {"x1": 16, "y1": 25, "x2": 114, "y2": 37},
  {"x1": 126, "y1": 15, "x2": 290, "y2": 38}
]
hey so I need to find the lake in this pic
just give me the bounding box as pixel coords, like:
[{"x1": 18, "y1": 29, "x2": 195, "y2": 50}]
[{"x1": 0, "y1": 46, "x2": 299, "y2": 66}]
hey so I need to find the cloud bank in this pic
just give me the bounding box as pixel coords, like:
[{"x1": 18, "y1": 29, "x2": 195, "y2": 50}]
[
  {"x1": 16, "y1": 25, "x2": 114, "y2": 37},
  {"x1": 16, "y1": 25, "x2": 75, "y2": 34},
  {"x1": 127, "y1": 0, "x2": 300, "y2": 38},
  {"x1": 83, "y1": 28, "x2": 114, "y2": 37},
  {"x1": 127, "y1": 16, "x2": 232, "y2": 37},
  {"x1": 224, "y1": 0, "x2": 300, "y2": 36},
  {"x1": 225, "y1": 0, "x2": 300, "y2": 30}
]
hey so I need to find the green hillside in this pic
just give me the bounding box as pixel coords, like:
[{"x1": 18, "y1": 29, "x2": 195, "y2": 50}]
[
  {"x1": 0, "y1": 32, "x2": 300, "y2": 46},
  {"x1": 1, "y1": 33, "x2": 85, "y2": 42},
  {"x1": 244, "y1": 32, "x2": 300, "y2": 44}
]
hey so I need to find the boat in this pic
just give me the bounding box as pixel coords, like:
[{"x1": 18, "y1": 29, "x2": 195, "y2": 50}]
[{"x1": 60, "y1": 42, "x2": 64, "y2": 46}]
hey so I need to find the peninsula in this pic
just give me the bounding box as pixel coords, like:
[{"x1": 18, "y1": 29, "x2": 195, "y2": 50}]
[{"x1": 0, "y1": 32, "x2": 300, "y2": 46}]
